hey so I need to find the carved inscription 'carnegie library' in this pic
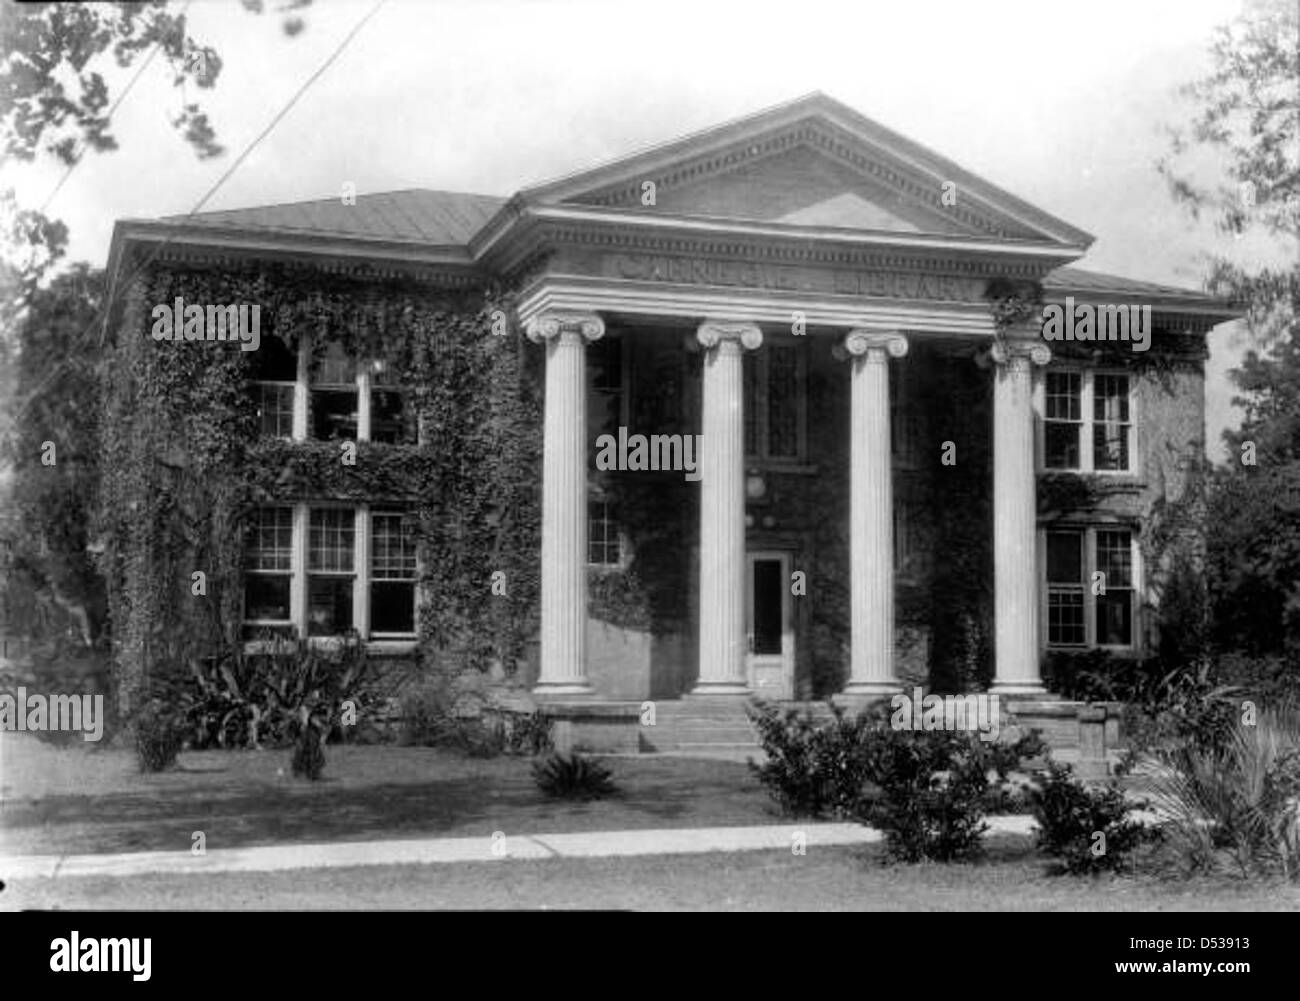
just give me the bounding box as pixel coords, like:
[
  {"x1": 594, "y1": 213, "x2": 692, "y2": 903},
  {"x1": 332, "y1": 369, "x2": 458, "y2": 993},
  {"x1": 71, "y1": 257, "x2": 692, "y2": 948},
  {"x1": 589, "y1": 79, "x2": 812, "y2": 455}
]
[{"x1": 599, "y1": 252, "x2": 988, "y2": 302}]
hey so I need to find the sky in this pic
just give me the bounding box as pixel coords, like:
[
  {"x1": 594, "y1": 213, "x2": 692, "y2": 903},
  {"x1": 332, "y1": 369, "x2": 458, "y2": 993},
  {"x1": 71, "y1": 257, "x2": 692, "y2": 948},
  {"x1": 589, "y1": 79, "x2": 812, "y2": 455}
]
[{"x1": 5, "y1": 0, "x2": 1290, "y2": 459}]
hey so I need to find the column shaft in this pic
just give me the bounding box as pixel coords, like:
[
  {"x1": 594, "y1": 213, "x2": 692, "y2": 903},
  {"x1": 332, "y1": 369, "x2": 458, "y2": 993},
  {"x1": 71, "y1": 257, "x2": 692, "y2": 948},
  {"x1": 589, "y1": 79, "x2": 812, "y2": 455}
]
[
  {"x1": 693, "y1": 321, "x2": 762, "y2": 695},
  {"x1": 527, "y1": 313, "x2": 604, "y2": 695},
  {"x1": 992, "y1": 341, "x2": 1050, "y2": 694}
]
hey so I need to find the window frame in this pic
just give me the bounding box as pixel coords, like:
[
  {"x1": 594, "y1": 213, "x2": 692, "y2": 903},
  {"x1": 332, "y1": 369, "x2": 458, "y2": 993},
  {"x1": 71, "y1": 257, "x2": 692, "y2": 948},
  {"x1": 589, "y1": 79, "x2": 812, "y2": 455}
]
[
  {"x1": 1039, "y1": 524, "x2": 1142, "y2": 652},
  {"x1": 1036, "y1": 368, "x2": 1138, "y2": 476},
  {"x1": 243, "y1": 502, "x2": 420, "y2": 648}
]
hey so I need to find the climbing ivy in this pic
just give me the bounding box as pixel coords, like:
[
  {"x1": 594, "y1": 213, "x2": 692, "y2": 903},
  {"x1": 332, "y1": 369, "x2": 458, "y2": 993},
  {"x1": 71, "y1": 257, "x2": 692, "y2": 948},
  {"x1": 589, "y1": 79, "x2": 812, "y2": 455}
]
[{"x1": 96, "y1": 257, "x2": 541, "y2": 711}]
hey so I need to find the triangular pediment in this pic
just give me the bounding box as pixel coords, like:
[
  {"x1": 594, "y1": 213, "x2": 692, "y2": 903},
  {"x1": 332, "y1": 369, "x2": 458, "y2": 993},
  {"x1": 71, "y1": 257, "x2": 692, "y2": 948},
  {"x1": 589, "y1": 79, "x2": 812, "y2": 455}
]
[{"x1": 521, "y1": 93, "x2": 1093, "y2": 249}]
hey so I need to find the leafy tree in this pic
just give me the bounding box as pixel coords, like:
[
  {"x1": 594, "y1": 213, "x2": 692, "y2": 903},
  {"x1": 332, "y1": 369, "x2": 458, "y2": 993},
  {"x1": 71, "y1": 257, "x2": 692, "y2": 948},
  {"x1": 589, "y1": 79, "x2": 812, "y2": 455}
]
[
  {"x1": 1160, "y1": 0, "x2": 1300, "y2": 654},
  {"x1": 0, "y1": 0, "x2": 313, "y2": 289}
]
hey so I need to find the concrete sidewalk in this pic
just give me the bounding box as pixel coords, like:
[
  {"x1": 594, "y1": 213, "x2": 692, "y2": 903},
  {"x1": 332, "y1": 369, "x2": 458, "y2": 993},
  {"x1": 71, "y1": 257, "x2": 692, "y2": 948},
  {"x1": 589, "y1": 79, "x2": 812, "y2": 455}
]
[{"x1": 2, "y1": 816, "x2": 1038, "y2": 881}]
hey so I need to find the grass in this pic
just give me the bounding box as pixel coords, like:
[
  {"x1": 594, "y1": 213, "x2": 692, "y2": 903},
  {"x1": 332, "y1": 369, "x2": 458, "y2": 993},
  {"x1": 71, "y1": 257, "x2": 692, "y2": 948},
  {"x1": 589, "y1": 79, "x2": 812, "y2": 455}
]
[
  {"x1": 6, "y1": 838, "x2": 1298, "y2": 910},
  {"x1": 0, "y1": 734, "x2": 780, "y2": 856}
]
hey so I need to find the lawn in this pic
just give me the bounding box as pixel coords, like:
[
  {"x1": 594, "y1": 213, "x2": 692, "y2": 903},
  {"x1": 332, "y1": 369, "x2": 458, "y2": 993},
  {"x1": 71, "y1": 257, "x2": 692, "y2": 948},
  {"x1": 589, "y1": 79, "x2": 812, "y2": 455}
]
[
  {"x1": 0, "y1": 733, "x2": 781, "y2": 857},
  {"x1": 6, "y1": 838, "x2": 1297, "y2": 910}
]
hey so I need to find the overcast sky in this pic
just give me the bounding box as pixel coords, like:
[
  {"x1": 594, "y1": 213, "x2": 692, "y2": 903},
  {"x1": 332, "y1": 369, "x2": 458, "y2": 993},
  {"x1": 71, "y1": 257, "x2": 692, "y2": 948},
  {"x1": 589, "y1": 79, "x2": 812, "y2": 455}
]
[{"x1": 5, "y1": 0, "x2": 1287, "y2": 459}]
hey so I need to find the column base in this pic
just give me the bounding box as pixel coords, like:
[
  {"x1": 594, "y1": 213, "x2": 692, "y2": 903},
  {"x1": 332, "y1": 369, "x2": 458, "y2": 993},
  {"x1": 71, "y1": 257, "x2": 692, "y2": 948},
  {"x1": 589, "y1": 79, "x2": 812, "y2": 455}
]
[{"x1": 532, "y1": 682, "x2": 596, "y2": 699}]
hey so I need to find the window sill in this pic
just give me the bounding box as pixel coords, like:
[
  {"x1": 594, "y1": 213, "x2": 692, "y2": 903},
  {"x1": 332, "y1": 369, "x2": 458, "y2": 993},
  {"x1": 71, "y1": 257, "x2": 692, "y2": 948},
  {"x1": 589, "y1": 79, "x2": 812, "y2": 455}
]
[{"x1": 241, "y1": 636, "x2": 417, "y2": 655}]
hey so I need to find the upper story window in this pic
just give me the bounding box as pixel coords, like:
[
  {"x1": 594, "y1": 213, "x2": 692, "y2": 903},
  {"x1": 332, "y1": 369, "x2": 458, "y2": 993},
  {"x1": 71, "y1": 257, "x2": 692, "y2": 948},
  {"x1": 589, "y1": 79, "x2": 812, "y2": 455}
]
[
  {"x1": 1045, "y1": 526, "x2": 1137, "y2": 649},
  {"x1": 250, "y1": 336, "x2": 298, "y2": 439},
  {"x1": 249, "y1": 336, "x2": 413, "y2": 445},
  {"x1": 745, "y1": 342, "x2": 806, "y2": 463},
  {"x1": 588, "y1": 334, "x2": 625, "y2": 447},
  {"x1": 1043, "y1": 370, "x2": 1135, "y2": 474}
]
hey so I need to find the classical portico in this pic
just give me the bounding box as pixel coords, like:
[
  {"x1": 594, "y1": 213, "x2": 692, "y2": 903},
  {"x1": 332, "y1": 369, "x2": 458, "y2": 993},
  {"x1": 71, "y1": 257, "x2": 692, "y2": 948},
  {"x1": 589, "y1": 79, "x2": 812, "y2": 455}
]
[{"x1": 475, "y1": 92, "x2": 1099, "y2": 703}]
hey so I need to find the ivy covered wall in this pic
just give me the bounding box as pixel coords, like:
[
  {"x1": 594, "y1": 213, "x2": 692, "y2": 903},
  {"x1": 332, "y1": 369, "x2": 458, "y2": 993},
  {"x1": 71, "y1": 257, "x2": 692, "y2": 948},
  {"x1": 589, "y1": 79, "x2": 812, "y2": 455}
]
[{"x1": 97, "y1": 256, "x2": 541, "y2": 711}]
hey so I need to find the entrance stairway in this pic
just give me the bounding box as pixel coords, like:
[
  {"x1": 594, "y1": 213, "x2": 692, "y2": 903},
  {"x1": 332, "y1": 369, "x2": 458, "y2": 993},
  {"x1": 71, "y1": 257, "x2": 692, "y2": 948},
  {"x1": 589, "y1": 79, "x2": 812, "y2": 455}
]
[{"x1": 637, "y1": 698, "x2": 770, "y2": 757}]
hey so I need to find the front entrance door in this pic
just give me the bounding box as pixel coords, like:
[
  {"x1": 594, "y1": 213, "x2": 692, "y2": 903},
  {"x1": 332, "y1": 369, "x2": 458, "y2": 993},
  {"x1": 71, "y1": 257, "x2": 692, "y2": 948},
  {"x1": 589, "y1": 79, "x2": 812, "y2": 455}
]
[{"x1": 746, "y1": 551, "x2": 794, "y2": 700}]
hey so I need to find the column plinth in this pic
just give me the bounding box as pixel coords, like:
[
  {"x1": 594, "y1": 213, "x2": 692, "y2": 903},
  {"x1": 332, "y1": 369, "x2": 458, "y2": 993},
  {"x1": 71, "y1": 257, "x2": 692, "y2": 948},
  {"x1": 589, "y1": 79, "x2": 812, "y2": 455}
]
[
  {"x1": 990, "y1": 338, "x2": 1051, "y2": 695},
  {"x1": 526, "y1": 312, "x2": 604, "y2": 697},
  {"x1": 834, "y1": 329, "x2": 908, "y2": 700},
  {"x1": 692, "y1": 320, "x2": 762, "y2": 696}
]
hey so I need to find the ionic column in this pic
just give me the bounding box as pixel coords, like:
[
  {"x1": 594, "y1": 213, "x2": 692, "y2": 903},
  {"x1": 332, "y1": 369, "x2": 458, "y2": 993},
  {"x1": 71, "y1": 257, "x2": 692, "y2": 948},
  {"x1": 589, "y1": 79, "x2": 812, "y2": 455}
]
[
  {"x1": 526, "y1": 312, "x2": 605, "y2": 696},
  {"x1": 990, "y1": 338, "x2": 1051, "y2": 695},
  {"x1": 692, "y1": 320, "x2": 762, "y2": 695},
  {"x1": 835, "y1": 329, "x2": 908, "y2": 697}
]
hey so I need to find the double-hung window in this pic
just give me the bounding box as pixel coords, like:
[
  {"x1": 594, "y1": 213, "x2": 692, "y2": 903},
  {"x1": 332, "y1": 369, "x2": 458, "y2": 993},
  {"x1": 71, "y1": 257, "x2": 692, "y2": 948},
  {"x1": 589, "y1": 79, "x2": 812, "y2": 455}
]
[
  {"x1": 1044, "y1": 527, "x2": 1138, "y2": 649},
  {"x1": 1042, "y1": 370, "x2": 1135, "y2": 473}
]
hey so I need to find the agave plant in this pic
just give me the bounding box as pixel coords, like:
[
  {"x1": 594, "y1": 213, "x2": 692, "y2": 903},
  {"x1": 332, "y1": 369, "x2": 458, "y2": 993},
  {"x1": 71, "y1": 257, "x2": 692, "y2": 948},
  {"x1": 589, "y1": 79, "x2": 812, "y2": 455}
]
[{"x1": 531, "y1": 752, "x2": 616, "y2": 800}]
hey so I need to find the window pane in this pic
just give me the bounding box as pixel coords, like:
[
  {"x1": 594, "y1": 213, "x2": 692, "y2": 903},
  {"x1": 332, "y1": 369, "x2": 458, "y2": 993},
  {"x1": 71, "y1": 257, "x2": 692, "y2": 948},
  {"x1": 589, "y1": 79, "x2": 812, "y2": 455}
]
[
  {"x1": 1047, "y1": 531, "x2": 1083, "y2": 584},
  {"x1": 247, "y1": 507, "x2": 293, "y2": 571},
  {"x1": 370, "y1": 389, "x2": 409, "y2": 444},
  {"x1": 1096, "y1": 590, "x2": 1132, "y2": 645},
  {"x1": 588, "y1": 501, "x2": 620, "y2": 566},
  {"x1": 309, "y1": 509, "x2": 354, "y2": 572},
  {"x1": 245, "y1": 575, "x2": 290, "y2": 621},
  {"x1": 1093, "y1": 375, "x2": 1130, "y2": 422},
  {"x1": 1048, "y1": 590, "x2": 1086, "y2": 645},
  {"x1": 1095, "y1": 530, "x2": 1132, "y2": 588},
  {"x1": 372, "y1": 513, "x2": 416, "y2": 578},
  {"x1": 254, "y1": 383, "x2": 295, "y2": 438},
  {"x1": 308, "y1": 577, "x2": 353, "y2": 635},
  {"x1": 313, "y1": 341, "x2": 354, "y2": 385},
  {"x1": 767, "y1": 346, "x2": 799, "y2": 458},
  {"x1": 591, "y1": 336, "x2": 622, "y2": 392},
  {"x1": 370, "y1": 581, "x2": 415, "y2": 633},
  {"x1": 311, "y1": 389, "x2": 358, "y2": 440},
  {"x1": 1045, "y1": 422, "x2": 1080, "y2": 469},
  {"x1": 250, "y1": 335, "x2": 297, "y2": 382},
  {"x1": 1045, "y1": 372, "x2": 1081, "y2": 421},
  {"x1": 1093, "y1": 421, "x2": 1130, "y2": 471}
]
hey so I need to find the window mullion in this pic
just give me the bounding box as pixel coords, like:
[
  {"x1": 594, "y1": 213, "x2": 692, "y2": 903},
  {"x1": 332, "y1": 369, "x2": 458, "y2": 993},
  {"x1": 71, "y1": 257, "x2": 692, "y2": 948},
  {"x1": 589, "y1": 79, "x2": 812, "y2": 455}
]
[
  {"x1": 292, "y1": 504, "x2": 308, "y2": 638},
  {"x1": 357, "y1": 368, "x2": 371, "y2": 443},
  {"x1": 1082, "y1": 374, "x2": 1094, "y2": 473},
  {"x1": 354, "y1": 505, "x2": 370, "y2": 639}
]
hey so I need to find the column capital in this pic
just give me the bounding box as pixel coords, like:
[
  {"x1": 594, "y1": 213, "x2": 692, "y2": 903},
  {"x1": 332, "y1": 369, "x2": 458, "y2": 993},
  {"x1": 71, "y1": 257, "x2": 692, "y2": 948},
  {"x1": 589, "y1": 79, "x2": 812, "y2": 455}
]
[
  {"x1": 526, "y1": 311, "x2": 605, "y2": 345},
  {"x1": 833, "y1": 329, "x2": 909, "y2": 362},
  {"x1": 989, "y1": 338, "x2": 1051, "y2": 368},
  {"x1": 697, "y1": 319, "x2": 762, "y2": 352}
]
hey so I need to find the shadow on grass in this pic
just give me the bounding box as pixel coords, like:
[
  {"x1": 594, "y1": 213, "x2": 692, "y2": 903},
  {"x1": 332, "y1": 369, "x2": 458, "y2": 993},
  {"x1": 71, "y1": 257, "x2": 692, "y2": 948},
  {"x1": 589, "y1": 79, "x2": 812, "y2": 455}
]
[{"x1": 2, "y1": 761, "x2": 779, "y2": 856}]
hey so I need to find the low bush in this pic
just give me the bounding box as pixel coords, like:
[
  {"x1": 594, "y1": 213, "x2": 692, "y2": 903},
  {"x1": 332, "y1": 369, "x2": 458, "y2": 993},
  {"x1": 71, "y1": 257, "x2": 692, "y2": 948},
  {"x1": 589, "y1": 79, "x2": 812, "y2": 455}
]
[
  {"x1": 860, "y1": 725, "x2": 1046, "y2": 863},
  {"x1": 1028, "y1": 760, "x2": 1153, "y2": 874},
  {"x1": 746, "y1": 701, "x2": 880, "y2": 819},
  {"x1": 134, "y1": 700, "x2": 184, "y2": 772},
  {"x1": 532, "y1": 752, "x2": 616, "y2": 800}
]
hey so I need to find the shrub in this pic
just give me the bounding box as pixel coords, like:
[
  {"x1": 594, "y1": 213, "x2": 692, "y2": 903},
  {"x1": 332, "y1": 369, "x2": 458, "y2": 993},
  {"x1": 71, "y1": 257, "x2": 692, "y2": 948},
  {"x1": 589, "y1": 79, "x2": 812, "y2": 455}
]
[
  {"x1": 858, "y1": 726, "x2": 1045, "y2": 863},
  {"x1": 1146, "y1": 704, "x2": 1300, "y2": 879},
  {"x1": 746, "y1": 701, "x2": 881, "y2": 819},
  {"x1": 532, "y1": 752, "x2": 616, "y2": 800},
  {"x1": 134, "y1": 701, "x2": 184, "y2": 772},
  {"x1": 501, "y1": 709, "x2": 553, "y2": 755},
  {"x1": 1028, "y1": 760, "x2": 1152, "y2": 874}
]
